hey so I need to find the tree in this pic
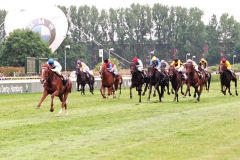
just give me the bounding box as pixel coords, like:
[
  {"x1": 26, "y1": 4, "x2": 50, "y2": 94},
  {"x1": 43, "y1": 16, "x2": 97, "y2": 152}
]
[{"x1": 0, "y1": 29, "x2": 51, "y2": 66}]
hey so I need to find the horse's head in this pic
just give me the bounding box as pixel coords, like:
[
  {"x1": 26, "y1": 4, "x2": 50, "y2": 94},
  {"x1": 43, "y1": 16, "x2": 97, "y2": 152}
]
[
  {"x1": 130, "y1": 62, "x2": 137, "y2": 74},
  {"x1": 40, "y1": 64, "x2": 52, "y2": 84},
  {"x1": 147, "y1": 66, "x2": 157, "y2": 77},
  {"x1": 184, "y1": 62, "x2": 194, "y2": 74},
  {"x1": 219, "y1": 63, "x2": 227, "y2": 74},
  {"x1": 168, "y1": 65, "x2": 176, "y2": 77}
]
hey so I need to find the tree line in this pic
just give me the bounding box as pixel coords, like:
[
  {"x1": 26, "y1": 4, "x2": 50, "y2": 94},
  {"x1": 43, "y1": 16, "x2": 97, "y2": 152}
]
[{"x1": 0, "y1": 3, "x2": 240, "y2": 71}]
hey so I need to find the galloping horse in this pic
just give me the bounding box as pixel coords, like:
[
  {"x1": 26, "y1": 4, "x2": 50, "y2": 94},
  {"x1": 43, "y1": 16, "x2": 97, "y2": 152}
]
[
  {"x1": 99, "y1": 63, "x2": 115, "y2": 98},
  {"x1": 76, "y1": 68, "x2": 95, "y2": 95},
  {"x1": 147, "y1": 65, "x2": 164, "y2": 102},
  {"x1": 168, "y1": 65, "x2": 184, "y2": 102},
  {"x1": 198, "y1": 66, "x2": 211, "y2": 92},
  {"x1": 184, "y1": 62, "x2": 205, "y2": 102},
  {"x1": 219, "y1": 64, "x2": 238, "y2": 96},
  {"x1": 129, "y1": 62, "x2": 145, "y2": 102},
  {"x1": 114, "y1": 74, "x2": 123, "y2": 96},
  {"x1": 37, "y1": 64, "x2": 72, "y2": 114}
]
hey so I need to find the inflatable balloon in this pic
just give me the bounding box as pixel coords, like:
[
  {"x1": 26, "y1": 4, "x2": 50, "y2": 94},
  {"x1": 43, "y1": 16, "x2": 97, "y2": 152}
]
[{"x1": 4, "y1": 6, "x2": 68, "y2": 52}]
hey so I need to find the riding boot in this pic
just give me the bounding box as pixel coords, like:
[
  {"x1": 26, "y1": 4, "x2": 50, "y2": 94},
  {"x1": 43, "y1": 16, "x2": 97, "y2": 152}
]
[
  {"x1": 61, "y1": 75, "x2": 67, "y2": 85},
  {"x1": 141, "y1": 71, "x2": 145, "y2": 78}
]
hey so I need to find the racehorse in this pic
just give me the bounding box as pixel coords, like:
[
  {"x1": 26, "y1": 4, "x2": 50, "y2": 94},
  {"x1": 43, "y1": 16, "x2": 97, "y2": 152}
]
[
  {"x1": 37, "y1": 64, "x2": 72, "y2": 115},
  {"x1": 218, "y1": 64, "x2": 238, "y2": 96},
  {"x1": 129, "y1": 62, "x2": 145, "y2": 102},
  {"x1": 184, "y1": 62, "x2": 205, "y2": 102},
  {"x1": 198, "y1": 66, "x2": 211, "y2": 92},
  {"x1": 99, "y1": 63, "x2": 115, "y2": 98},
  {"x1": 114, "y1": 74, "x2": 123, "y2": 96},
  {"x1": 147, "y1": 65, "x2": 164, "y2": 102},
  {"x1": 168, "y1": 65, "x2": 184, "y2": 102},
  {"x1": 76, "y1": 67, "x2": 95, "y2": 95}
]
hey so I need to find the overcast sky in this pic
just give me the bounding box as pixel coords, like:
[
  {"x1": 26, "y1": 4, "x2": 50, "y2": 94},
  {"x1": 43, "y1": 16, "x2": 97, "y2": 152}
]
[{"x1": 0, "y1": 0, "x2": 239, "y2": 24}]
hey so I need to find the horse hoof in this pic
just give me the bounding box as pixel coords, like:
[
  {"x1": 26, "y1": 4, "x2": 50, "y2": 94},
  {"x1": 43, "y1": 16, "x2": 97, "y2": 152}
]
[
  {"x1": 50, "y1": 108, "x2": 54, "y2": 112},
  {"x1": 236, "y1": 93, "x2": 238, "y2": 96}
]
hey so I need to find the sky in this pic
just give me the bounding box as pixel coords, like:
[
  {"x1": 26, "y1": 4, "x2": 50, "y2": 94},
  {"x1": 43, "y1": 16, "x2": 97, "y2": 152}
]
[{"x1": 0, "y1": 0, "x2": 239, "y2": 24}]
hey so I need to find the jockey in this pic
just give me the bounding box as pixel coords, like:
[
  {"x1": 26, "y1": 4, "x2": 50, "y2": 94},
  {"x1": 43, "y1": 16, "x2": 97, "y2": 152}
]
[
  {"x1": 220, "y1": 57, "x2": 231, "y2": 69},
  {"x1": 47, "y1": 58, "x2": 62, "y2": 75},
  {"x1": 220, "y1": 57, "x2": 235, "y2": 77},
  {"x1": 186, "y1": 59, "x2": 199, "y2": 72},
  {"x1": 103, "y1": 59, "x2": 118, "y2": 76},
  {"x1": 132, "y1": 56, "x2": 144, "y2": 77},
  {"x1": 47, "y1": 58, "x2": 66, "y2": 84},
  {"x1": 170, "y1": 58, "x2": 183, "y2": 70},
  {"x1": 170, "y1": 58, "x2": 186, "y2": 79},
  {"x1": 150, "y1": 56, "x2": 161, "y2": 70},
  {"x1": 76, "y1": 59, "x2": 93, "y2": 78},
  {"x1": 199, "y1": 58, "x2": 208, "y2": 71},
  {"x1": 160, "y1": 60, "x2": 169, "y2": 74},
  {"x1": 132, "y1": 57, "x2": 144, "y2": 72}
]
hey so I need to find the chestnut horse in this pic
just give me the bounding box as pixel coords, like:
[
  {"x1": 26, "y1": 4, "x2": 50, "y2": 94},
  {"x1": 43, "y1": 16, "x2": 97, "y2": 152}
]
[
  {"x1": 99, "y1": 64, "x2": 115, "y2": 98},
  {"x1": 219, "y1": 64, "x2": 238, "y2": 96},
  {"x1": 184, "y1": 62, "x2": 205, "y2": 102},
  {"x1": 37, "y1": 64, "x2": 72, "y2": 115}
]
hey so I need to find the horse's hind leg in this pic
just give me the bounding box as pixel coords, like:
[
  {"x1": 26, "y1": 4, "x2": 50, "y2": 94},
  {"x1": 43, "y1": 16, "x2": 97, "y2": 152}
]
[
  {"x1": 234, "y1": 80, "x2": 238, "y2": 96},
  {"x1": 57, "y1": 95, "x2": 64, "y2": 115},
  {"x1": 63, "y1": 93, "x2": 69, "y2": 115},
  {"x1": 227, "y1": 83, "x2": 232, "y2": 95}
]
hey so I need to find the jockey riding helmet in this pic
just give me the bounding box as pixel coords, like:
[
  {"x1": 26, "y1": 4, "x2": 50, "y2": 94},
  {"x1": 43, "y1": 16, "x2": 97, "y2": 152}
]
[
  {"x1": 104, "y1": 59, "x2": 109, "y2": 63},
  {"x1": 152, "y1": 56, "x2": 157, "y2": 61},
  {"x1": 133, "y1": 57, "x2": 138, "y2": 63},
  {"x1": 77, "y1": 60, "x2": 81, "y2": 64},
  {"x1": 48, "y1": 58, "x2": 54, "y2": 65},
  {"x1": 221, "y1": 57, "x2": 226, "y2": 63}
]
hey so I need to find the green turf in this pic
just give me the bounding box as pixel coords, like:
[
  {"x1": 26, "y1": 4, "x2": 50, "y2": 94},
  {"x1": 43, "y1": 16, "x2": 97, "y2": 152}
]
[{"x1": 0, "y1": 82, "x2": 240, "y2": 160}]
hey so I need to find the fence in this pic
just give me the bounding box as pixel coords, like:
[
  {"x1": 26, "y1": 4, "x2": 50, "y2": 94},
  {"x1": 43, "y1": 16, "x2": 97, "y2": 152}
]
[{"x1": 0, "y1": 76, "x2": 132, "y2": 94}]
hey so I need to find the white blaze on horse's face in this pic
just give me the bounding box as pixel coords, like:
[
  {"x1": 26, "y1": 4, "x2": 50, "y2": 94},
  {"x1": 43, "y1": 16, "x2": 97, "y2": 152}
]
[{"x1": 40, "y1": 68, "x2": 46, "y2": 84}]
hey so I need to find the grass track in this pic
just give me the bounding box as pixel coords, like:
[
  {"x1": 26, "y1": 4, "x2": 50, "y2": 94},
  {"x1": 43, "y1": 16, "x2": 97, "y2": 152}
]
[{"x1": 0, "y1": 82, "x2": 240, "y2": 160}]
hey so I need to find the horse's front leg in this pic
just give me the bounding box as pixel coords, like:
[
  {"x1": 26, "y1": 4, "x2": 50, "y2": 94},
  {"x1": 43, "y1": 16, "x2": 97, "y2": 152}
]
[
  {"x1": 148, "y1": 84, "x2": 153, "y2": 102},
  {"x1": 130, "y1": 85, "x2": 133, "y2": 99},
  {"x1": 142, "y1": 82, "x2": 148, "y2": 96},
  {"x1": 62, "y1": 93, "x2": 69, "y2": 115},
  {"x1": 100, "y1": 85, "x2": 106, "y2": 98},
  {"x1": 156, "y1": 84, "x2": 162, "y2": 102},
  {"x1": 227, "y1": 83, "x2": 232, "y2": 96},
  {"x1": 50, "y1": 91, "x2": 59, "y2": 112},
  {"x1": 184, "y1": 84, "x2": 190, "y2": 97},
  {"x1": 37, "y1": 90, "x2": 48, "y2": 109},
  {"x1": 137, "y1": 85, "x2": 142, "y2": 103}
]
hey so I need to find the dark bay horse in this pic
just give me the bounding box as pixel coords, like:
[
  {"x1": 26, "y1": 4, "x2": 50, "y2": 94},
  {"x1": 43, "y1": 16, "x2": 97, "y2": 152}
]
[
  {"x1": 147, "y1": 66, "x2": 164, "y2": 102},
  {"x1": 168, "y1": 65, "x2": 184, "y2": 102},
  {"x1": 99, "y1": 64, "x2": 115, "y2": 98},
  {"x1": 37, "y1": 64, "x2": 72, "y2": 115},
  {"x1": 129, "y1": 62, "x2": 145, "y2": 102},
  {"x1": 219, "y1": 64, "x2": 238, "y2": 96},
  {"x1": 184, "y1": 62, "x2": 205, "y2": 102},
  {"x1": 76, "y1": 68, "x2": 95, "y2": 95}
]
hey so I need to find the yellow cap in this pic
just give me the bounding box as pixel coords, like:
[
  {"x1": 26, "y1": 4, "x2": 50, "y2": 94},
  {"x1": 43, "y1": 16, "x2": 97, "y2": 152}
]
[{"x1": 152, "y1": 56, "x2": 157, "y2": 61}]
